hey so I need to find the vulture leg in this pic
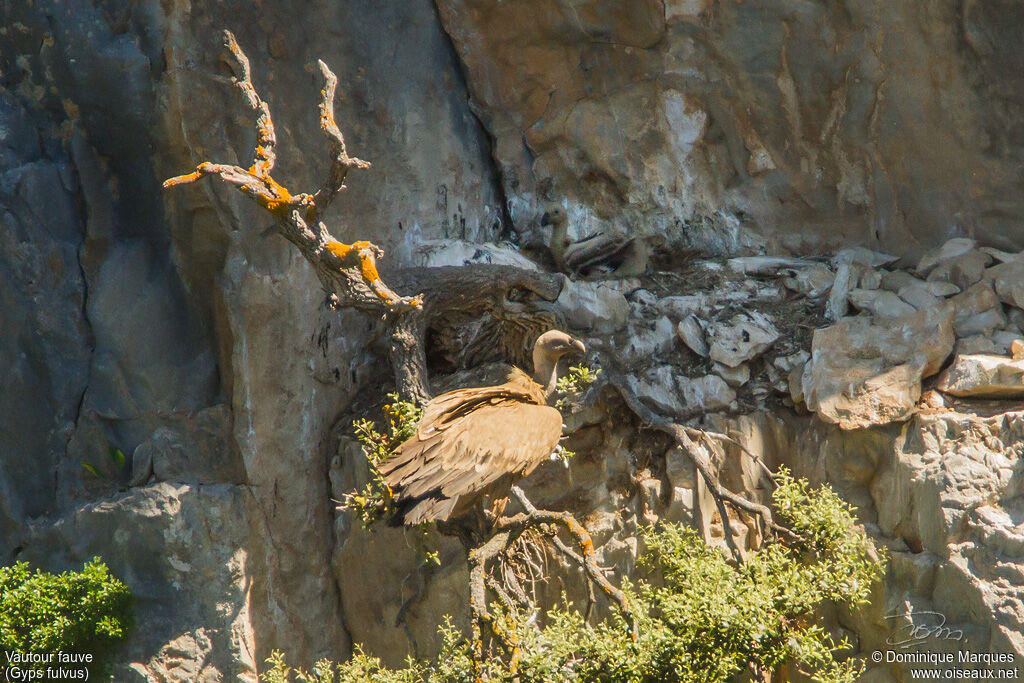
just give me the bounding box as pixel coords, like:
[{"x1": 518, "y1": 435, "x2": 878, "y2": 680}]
[{"x1": 487, "y1": 497, "x2": 509, "y2": 527}]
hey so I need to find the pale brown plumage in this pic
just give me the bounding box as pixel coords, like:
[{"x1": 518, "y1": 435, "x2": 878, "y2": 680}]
[
  {"x1": 379, "y1": 331, "x2": 585, "y2": 526},
  {"x1": 540, "y1": 204, "x2": 647, "y2": 279}
]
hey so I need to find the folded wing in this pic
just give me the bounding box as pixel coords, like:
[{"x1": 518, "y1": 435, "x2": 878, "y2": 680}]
[{"x1": 379, "y1": 370, "x2": 563, "y2": 525}]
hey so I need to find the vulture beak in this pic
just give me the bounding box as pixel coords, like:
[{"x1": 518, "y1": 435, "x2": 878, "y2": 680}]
[
  {"x1": 568, "y1": 339, "x2": 586, "y2": 356},
  {"x1": 540, "y1": 212, "x2": 551, "y2": 226}
]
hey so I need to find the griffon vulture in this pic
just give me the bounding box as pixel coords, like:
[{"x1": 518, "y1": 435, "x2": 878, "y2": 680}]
[
  {"x1": 379, "y1": 330, "x2": 586, "y2": 526},
  {"x1": 540, "y1": 204, "x2": 647, "y2": 279}
]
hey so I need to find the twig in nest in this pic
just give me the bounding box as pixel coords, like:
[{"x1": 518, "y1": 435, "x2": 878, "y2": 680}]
[
  {"x1": 507, "y1": 486, "x2": 637, "y2": 640},
  {"x1": 462, "y1": 487, "x2": 638, "y2": 678}
]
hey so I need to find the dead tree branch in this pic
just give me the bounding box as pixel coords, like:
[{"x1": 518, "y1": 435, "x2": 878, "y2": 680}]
[
  {"x1": 459, "y1": 486, "x2": 637, "y2": 676},
  {"x1": 163, "y1": 31, "x2": 429, "y2": 399},
  {"x1": 508, "y1": 486, "x2": 636, "y2": 639},
  {"x1": 603, "y1": 374, "x2": 799, "y2": 560}
]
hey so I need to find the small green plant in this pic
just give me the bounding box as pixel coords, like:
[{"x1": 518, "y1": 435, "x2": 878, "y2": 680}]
[
  {"x1": 555, "y1": 364, "x2": 601, "y2": 409},
  {"x1": 82, "y1": 446, "x2": 128, "y2": 481},
  {"x1": 0, "y1": 557, "x2": 133, "y2": 678},
  {"x1": 340, "y1": 394, "x2": 423, "y2": 525},
  {"x1": 341, "y1": 395, "x2": 441, "y2": 564},
  {"x1": 266, "y1": 471, "x2": 885, "y2": 683}
]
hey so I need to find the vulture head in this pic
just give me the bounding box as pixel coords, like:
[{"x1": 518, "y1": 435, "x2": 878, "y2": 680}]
[
  {"x1": 540, "y1": 204, "x2": 571, "y2": 267},
  {"x1": 532, "y1": 329, "x2": 586, "y2": 397}
]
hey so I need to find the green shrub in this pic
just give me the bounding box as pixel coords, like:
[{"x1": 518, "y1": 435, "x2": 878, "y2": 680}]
[
  {"x1": 0, "y1": 557, "x2": 133, "y2": 677},
  {"x1": 341, "y1": 393, "x2": 423, "y2": 525},
  {"x1": 264, "y1": 470, "x2": 885, "y2": 683},
  {"x1": 555, "y1": 364, "x2": 601, "y2": 410}
]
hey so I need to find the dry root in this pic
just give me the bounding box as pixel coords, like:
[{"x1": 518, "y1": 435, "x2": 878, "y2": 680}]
[{"x1": 460, "y1": 486, "x2": 637, "y2": 679}]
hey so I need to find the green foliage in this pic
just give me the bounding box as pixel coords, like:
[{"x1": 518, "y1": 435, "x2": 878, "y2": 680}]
[
  {"x1": 82, "y1": 446, "x2": 129, "y2": 482},
  {"x1": 340, "y1": 393, "x2": 423, "y2": 525},
  {"x1": 0, "y1": 557, "x2": 133, "y2": 677},
  {"x1": 265, "y1": 472, "x2": 885, "y2": 683},
  {"x1": 555, "y1": 364, "x2": 601, "y2": 410}
]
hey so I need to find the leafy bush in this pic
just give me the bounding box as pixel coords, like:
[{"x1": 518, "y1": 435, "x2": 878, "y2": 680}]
[
  {"x1": 265, "y1": 470, "x2": 885, "y2": 683},
  {"x1": 340, "y1": 393, "x2": 423, "y2": 525},
  {"x1": 555, "y1": 364, "x2": 601, "y2": 410},
  {"x1": 0, "y1": 557, "x2": 132, "y2": 677}
]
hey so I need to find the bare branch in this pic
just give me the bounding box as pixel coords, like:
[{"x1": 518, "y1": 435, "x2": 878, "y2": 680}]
[
  {"x1": 506, "y1": 487, "x2": 637, "y2": 640},
  {"x1": 223, "y1": 30, "x2": 276, "y2": 178},
  {"x1": 604, "y1": 374, "x2": 798, "y2": 552},
  {"x1": 163, "y1": 32, "x2": 422, "y2": 323},
  {"x1": 314, "y1": 59, "x2": 371, "y2": 218}
]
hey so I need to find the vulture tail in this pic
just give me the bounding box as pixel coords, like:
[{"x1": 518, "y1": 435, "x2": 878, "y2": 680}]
[{"x1": 388, "y1": 495, "x2": 459, "y2": 526}]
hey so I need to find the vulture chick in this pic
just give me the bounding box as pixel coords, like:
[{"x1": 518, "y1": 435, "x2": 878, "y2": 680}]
[
  {"x1": 540, "y1": 204, "x2": 647, "y2": 279},
  {"x1": 379, "y1": 330, "x2": 586, "y2": 526}
]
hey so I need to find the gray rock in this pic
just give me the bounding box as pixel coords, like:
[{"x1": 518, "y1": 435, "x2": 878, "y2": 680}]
[
  {"x1": 630, "y1": 288, "x2": 660, "y2": 308},
  {"x1": 827, "y1": 263, "x2": 856, "y2": 321},
  {"x1": 831, "y1": 247, "x2": 899, "y2": 269},
  {"x1": 859, "y1": 267, "x2": 882, "y2": 290},
  {"x1": 916, "y1": 237, "x2": 978, "y2": 276},
  {"x1": 802, "y1": 306, "x2": 955, "y2": 429},
  {"x1": 726, "y1": 256, "x2": 811, "y2": 274},
  {"x1": 925, "y1": 249, "x2": 992, "y2": 290},
  {"x1": 600, "y1": 278, "x2": 644, "y2": 298},
  {"x1": 412, "y1": 240, "x2": 539, "y2": 269},
  {"x1": 137, "y1": 405, "x2": 242, "y2": 485},
  {"x1": 848, "y1": 288, "x2": 917, "y2": 318},
  {"x1": 713, "y1": 361, "x2": 750, "y2": 387},
  {"x1": 657, "y1": 294, "x2": 708, "y2": 318},
  {"x1": 955, "y1": 335, "x2": 1007, "y2": 357},
  {"x1": 627, "y1": 366, "x2": 686, "y2": 414},
  {"x1": 665, "y1": 447, "x2": 697, "y2": 489},
  {"x1": 129, "y1": 446, "x2": 153, "y2": 487},
  {"x1": 937, "y1": 355, "x2": 1024, "y2": 398},
  {"x1": 980, "y1": 246, "x2": 1024, "y2": 264},
  {"x1": 21, "y1": 484, "x2": 256, "y2": 681},
  {"x1": 679, "y1": 374, "x2": 736, "y2": 411},
  {"x1": 676, "y1": 314, "x2": 709, "y2": 357},
  {"x1": 925, "y1": 281, "x2": 961, "y2": 297},
  {"x1": 623, "y1": 315, "x2": 677, "y2": 358},
  {"x1": 993, "y1": 329, "x2": 1023, "y2": 349},
  {"x1": 773, "y1": 351, "x2": 810, "y2": 402},
  {"x1": 987, "y1": 260, "x2": 1024, "y2": 311},
  {"x1": 1006, "y1": 308, "x2": 1024, "y2": 333},
  {"x1": 879, "y1": 269, "x2": 919, "y2": 292},
  {"x1": 555, "y1": 278, "x2": 629, "y2": 333},
  {"x1": 782, "y1": 263, "x2": 835, "y2": 297},
  {"x1": 948, "y1": 281, "x2": 1006, "y2": 337},
  {"x1": 896, "y1": 283, "x2": 942, "y2": 311},
  {"x1": 707, "y1": 312, "x2": 779, "y2": 367}
]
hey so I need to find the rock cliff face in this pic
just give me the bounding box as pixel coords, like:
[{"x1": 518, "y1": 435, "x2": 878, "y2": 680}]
[
  {"x1": 435, "y1": 0, "x2": 1024, "y2": 257},
  {"x1": 1, "y1": 1, "x2": 1023, "y2": 681}
]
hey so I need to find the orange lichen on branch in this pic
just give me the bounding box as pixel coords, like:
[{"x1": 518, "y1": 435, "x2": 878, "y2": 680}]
[
  {"x1": 163, "y1": 160, "x2": 304, "y2": 217},
  {"x1": 162, "y1": 31, "x2": 423, "y2": 316},
  {"x1": 222, "y1": 30, "x2": 277, "y2": 178},
  {"x1": 325, "y1": 239, "x2": 423, "y2": 310},
  {"x1": 325, "y1": 240, "x2": 384, "y2": 285},
  {"x1": 162, "y1": 170, "x2": 205, "y2": 188}
]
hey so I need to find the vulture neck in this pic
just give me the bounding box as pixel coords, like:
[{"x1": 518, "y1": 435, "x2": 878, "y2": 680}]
[
  {"x1": 532, "y1": 350, "x2": 561, "y2": 397},
  {"x1": 548, "y1": 217, "x2": 569, "y2": 268}
]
